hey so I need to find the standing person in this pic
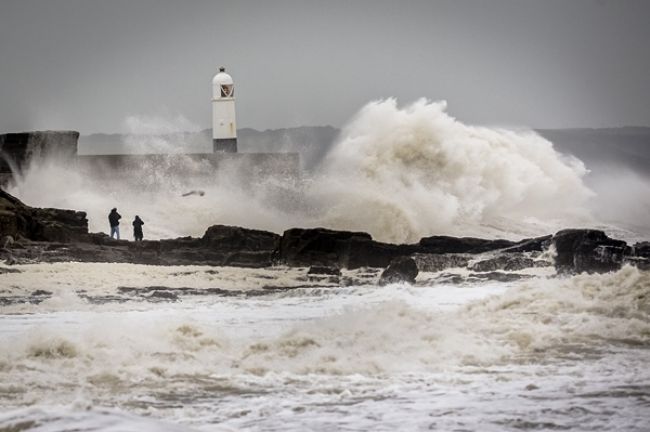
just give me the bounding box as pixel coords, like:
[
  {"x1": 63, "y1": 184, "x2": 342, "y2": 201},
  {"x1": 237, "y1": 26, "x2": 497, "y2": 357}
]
[
  {"x1": 108, "y1": 208, "x2": 121, "y2": 239},
  {"x1": 132, "y1": 215, "x2": 144, "y2": 242}
]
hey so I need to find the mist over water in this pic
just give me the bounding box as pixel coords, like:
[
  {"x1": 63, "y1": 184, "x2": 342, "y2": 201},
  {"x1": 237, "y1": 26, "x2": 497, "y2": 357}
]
[{"x1": 3, "y1": 99, "x2": 607, "y2": 242}]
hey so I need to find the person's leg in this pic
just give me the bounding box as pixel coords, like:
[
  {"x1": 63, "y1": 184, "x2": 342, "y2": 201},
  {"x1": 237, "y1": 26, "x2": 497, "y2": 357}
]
[
  {"x1": 116, "y1": 226, "x2": 120, "y2": 240},
  {"x1": 110, "y1": 226, "x2": 116, "y2": 238}
]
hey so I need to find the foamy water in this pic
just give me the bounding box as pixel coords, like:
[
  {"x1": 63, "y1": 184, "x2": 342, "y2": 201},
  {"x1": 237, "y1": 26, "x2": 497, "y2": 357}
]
[{"x1": 1, "y1": 263, "x2": 649, "y2": 431}]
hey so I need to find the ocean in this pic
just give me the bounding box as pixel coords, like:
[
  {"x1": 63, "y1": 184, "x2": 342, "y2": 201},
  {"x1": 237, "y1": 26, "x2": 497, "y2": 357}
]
[
  {"x1": 2, "y1": 98, "x2": 650, "y2": 430},
  {"x1": 1, "y1": 263, "x2": 649, "y2": 431}
]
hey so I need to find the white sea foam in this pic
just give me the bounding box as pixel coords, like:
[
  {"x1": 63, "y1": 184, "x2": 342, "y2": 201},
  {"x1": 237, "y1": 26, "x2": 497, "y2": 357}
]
[
  {"x1": 6, "y1": 99, "x2": 595, "y2": 242},
  {"x1": 0, "y1": 406, "x2": 200, "y2": 432},
  {"x1": 1, "y1": 264, "x2": 649, "y2": 430},
  {"x1": 1, "y1": 266, "x2": 647, "y2": 383},
  {"x1": 312, "y1": 99, "x2": 594, "y2": 241}
]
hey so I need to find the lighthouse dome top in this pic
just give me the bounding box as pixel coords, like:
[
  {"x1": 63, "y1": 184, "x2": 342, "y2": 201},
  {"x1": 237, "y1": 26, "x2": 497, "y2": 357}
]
[
  {"x1": 213, "y1": 67, "x2": 234, "y2": 99},
  {"x1": 212, "y1": 67, "x2": 233, "y2": 86}
]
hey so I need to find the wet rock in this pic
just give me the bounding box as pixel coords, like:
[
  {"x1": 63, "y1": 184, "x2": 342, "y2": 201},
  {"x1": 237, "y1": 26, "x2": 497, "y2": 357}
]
[
  {"x1": 345, "y1": 239, "x2": 415, "y2": 269},
  {"x1": 503, "y1": 235, "x2": 552, "y2": 253},
  {"x1": 31, "y1": 207, "x2": 88, "y2": 242},
  {"x1": 468, "y1": 272, "x2": 533, "y2": 283},
  {"x1": 379, "y1": 256, "x2": 418, "y2": 285},
  {"x1": 307, "y1": 266, "x2": 341, "y2": 276},
  {"x1": 1, "y1": 235, "x2": 18, "y2": 265},
  {"x1": 633, "y1": 242, "x2": 650, "y2": 259},
  {"x1": 412, "y1": 253, "x2": 470, "y2": 272},
  {"x1": 625, "y1": 257, "x2": 650, "y2": 271},
  {"x1": 202, "y1": 224, "x2": 280, "y2": 252},
  {"x1": 469, "y1": 254, "x2": 536, "y2": 272},
  {"x1": 31, "y1": 289, "x2": 52, "y2": 296},
  {"x1": 278, "y1": 227, "x2": 422, "y2": 269},
  {"x1": 281, "y1": 227, "x2": 371, "y2": 267},
  {"x1": 552, "y1": 229, "x2": 630, "y2": 274},
  {"x1": 0, "y1": 188, "x2": 88, "y2": 243},
  {"x1": 147, "y1": 290, "x2": 179, "y2": 301},
  {"x1": 2, "y1": 235, "x2": 14, "y2": 249},
  {"x1": 418, "y1": 236, "x2": 515, "y2": 254},
  {"x1": 3, "y1": 187, "x2": 646, "y2": 275}
]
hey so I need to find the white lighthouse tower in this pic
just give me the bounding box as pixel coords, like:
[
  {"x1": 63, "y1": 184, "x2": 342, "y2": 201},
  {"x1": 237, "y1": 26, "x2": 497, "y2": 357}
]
[{"x1": 212, "y1": 67, "x2": 237, "y2": 152}]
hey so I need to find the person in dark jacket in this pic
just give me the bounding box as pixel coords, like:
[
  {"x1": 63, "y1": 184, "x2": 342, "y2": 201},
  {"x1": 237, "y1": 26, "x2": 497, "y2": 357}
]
[
  {"x1": 132, "y1": 215, "x2": 144, "y2": 241},
  {"x1": 108, "y1": 208, "x2": 121, "y2": 239}
]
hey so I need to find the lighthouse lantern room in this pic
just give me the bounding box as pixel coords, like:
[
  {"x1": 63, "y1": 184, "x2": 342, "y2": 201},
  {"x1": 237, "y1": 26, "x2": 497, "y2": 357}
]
[{"x1": 212, "y1": 67, "x2": 237, "y2": 152}]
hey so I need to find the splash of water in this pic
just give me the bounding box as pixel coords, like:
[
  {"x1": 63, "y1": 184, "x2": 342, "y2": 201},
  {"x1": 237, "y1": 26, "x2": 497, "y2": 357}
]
[
  {"x1": 310, "y1": 99, "x2": 594, "y2": 241},
  {"x1": 6, "y1": 100, "x2": 594, "y2": 242}
]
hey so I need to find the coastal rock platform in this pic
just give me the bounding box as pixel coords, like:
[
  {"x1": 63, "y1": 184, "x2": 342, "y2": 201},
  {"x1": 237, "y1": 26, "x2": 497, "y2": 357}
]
[{"x1": 1, "y1": 188, "x2": 648, "y2": 278}]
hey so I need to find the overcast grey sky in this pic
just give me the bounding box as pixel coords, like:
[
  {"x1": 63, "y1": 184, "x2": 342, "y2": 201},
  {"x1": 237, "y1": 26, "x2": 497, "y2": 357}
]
[{"x1": 0, "y1": 0, "x2": 649, "y2": 134}]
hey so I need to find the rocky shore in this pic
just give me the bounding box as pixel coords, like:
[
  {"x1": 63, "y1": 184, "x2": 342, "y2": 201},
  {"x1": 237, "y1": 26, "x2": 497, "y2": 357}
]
[{"x1": 1, "y1": 188, "x2": 649, "y2": 283}]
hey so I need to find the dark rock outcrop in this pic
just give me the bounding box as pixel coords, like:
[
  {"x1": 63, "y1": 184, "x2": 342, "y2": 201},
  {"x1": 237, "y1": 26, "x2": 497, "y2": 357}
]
[
  {"x1": 503, "y1": 235, "x2": 553, "y2": 253},
  {"x1": 418, "y1": 236, "x2": 515, "y2": 254},
  {"x1": 467, "y1": 271, "x2": 534, "y2": 283},
  {"x1": 29, "y1": 225, "x2": 281, "y2": 268},
  {"x1": 199, "y1": 224, "x2": 281, "y2": 267},
  {"x1": 469, "y1": 254, "x2": 538, "y2": 272},
  {"x1": 1, "y1": 188, "x2": 88, "y2": 243},
  {"x1": 412, "y1": 253, "x2": 470, "y2": 272},
  {"x1": 634, "y1": 242, "x2": 650, "y2": 259},
  {"x1": 552, "y1": 229, "x2": 629, "y2": 274},
  {"x1": 279, "y1": 228, "x2": 367, "y2": 267},
  {"x1": 379, "y1": 256, "x2": 419, "y2": 285},
  {"x1": 3, "y1": 188, "x2": 649, "y2": 275},
  {"x1": 202, "y1": 224, "x2": 280, "y2": 251},
  {"x1": 307, "y1": 266, "x2": 342, "y2": 276},
  {"x1": 277, "y1": 227, "x2": 413, "y2": 269}
]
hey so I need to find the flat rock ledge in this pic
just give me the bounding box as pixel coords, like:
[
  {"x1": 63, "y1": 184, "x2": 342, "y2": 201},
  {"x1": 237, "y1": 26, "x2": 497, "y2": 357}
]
[{"x1": 1, "y1": 188, "x2": 649, "y2": 276}]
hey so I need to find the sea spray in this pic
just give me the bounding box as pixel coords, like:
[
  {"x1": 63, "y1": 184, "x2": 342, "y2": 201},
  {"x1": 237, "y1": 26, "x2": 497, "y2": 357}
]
[
  {"x1": 313, "y1": 99, "x2": 594, "y2": 242},
  {"x1": 7, "y1": 100, "x2": 594, "y2": 241}
]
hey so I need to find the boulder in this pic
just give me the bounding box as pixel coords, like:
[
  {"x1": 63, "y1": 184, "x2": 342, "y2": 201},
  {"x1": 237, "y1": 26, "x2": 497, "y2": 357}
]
[
  {"x1": 379, "y1": 256, "x2": 419, "y2": 285},
  {"x1": 277, "y1": 227, "x2": 421, "y2": 269},
  {"x1": 345, "y1": 238, "x2": 415, "y2": 269},
  {"x1": 202, "y1": 224, "x2": 280, "y2": 251},
  {"x1": 279, "y1": 227, "x2": 371, "y2": 267},
  {"x1": 552, "y1": 229, "x2": 629, "y2": 274}
]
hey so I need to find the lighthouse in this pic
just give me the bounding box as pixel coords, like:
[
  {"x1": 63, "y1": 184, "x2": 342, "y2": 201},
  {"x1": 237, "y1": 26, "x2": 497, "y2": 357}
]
[{"x1": 212, "y1": 67, "x2": 237, "y2": 152}]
